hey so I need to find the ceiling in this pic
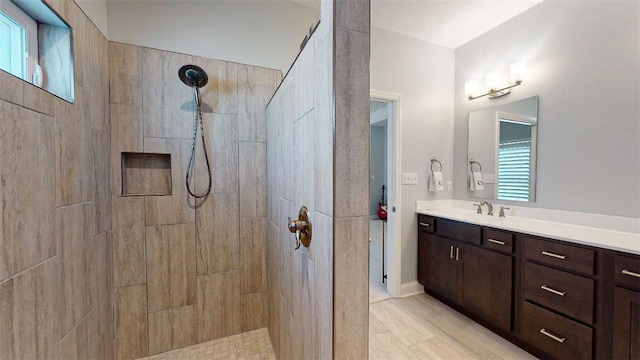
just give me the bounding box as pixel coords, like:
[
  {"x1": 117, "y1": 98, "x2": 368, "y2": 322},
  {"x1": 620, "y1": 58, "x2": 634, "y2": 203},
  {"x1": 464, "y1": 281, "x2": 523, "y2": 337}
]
[{"x1": 372, "y1": 0, "x2": 542, "y2": 49}]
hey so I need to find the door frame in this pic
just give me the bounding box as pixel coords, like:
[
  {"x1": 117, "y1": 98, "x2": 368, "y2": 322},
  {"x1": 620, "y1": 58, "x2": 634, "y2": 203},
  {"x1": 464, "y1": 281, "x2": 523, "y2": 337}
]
[{"x1": 370, "y1": 90, "x2": 402, "y2": 298}]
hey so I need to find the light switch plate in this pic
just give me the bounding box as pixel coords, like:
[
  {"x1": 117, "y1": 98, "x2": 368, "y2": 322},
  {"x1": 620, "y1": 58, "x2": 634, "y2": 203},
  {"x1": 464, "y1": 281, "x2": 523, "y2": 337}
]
[
  {"x1": 484, "y1": 173, "x2": 496, "y2": 184},
  {"x1": 402, "y1": 173, "x2": 418, "y2": 185},
  {"x1": 447, "y1": 181, "x2": 453, "y2": 192}
]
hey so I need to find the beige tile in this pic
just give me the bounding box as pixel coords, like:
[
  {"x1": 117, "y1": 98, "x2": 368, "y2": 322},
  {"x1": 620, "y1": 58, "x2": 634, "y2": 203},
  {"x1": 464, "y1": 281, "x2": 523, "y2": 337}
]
[
  {"x1": 144, "y1": 138, "x2": 195, "y2": 225},
  {"x1": 370, "y1": 300, "x2": 437, "y2": 347},
  {"x1": 312, "y1": 211, "x2": 333, "y2": 360},
  {"x1": 197, "y1": 271, "x2": 242, "y2": 342},
  {"x1": 238, "y1": 65, "x2": 276, "y2": 142},
  {"x1": 142, "y1": 48, "x2": 193, "y2": 139},
  {"x1": 199, "y1": 113, "x2": 238, "y2": 194},
  {"x1": 23, "y1": 82, "x2": 54, "y2": 116},
  {"x1": 57, "y1": 202, "x2": 93, "y2": 339},
  {"x1": 0, "y1": 101, "x2": 55, "y2": 281},
  {"x1": 0, "y1": 70, "x2": 24, "y2": 105},
  {"x1": 369, "y1": 312, "x2": 388, "y2": 336},
  {"x1": 72, "y1": 5, "x2": 91, "y2": 91},
  {"x1": 196, "y1": 193, "x2": 239, "y2": 275},
  {"x1": 369, "y1": 331, "x2": 420, "y2": 360},
  {"x1": 59, "y1": 311, "x2": 94, "y2": 360},
  {"x1": 90, "y1": 323, "x2": 114, "y2": 360},
  {"x1": 89, "y1": 231, "x2": 113, "y2": 337},
  {"x1": 0, "y1": 257, "x2": 57, "y2": 359},
  {"x1": 298, "y1": 256, "x2": 316, "y2": 359},
  {"x1": 241, "y1": 292, "x2": 268, "y2": 332},
  {"x1": 426, "y1": 311, "x2": 475, "y2": 338},
  {"x1": 295, "y1": 41, "x2": 314, "y2": 120},
  {"x1": 292, "y1": 112, "x2": 315, "y2": 215},
  {"x1": 55, "y1": 88, "x2": 94, "y2": 206},
  {"x1": 239, "y1": 142, "x2": 267, "y2": 218},
  {"x1": 334, "y1": 217, "x2": 369, "y2": 358},
  {"x1": 115, "y1": 285, "x2": 148, "y2": 359},
  {"x1": 336, "y1": 0, "x2": 370, "y2": 33},
  {"x1": 334, "y1": 28, "x2": 370, "y2": 218},
  {"x1": 90, "y1": 26, "x2": 110, "y2": 134},
  {"x1": 112, "y1": 196, "x2": 146, "y2": 288},
  {"x1": 149, "y1": 305, "x2": 197, "y2": 355},
  {"x1": 313, "y1": 33, "x2": 334, "y2": 216},
  {"x1": 146, "y1": 223, "x2": 196, "y2": 312},
  {"x1": 94, "y1": 130, "x2": 112, "y2": 234},
  {"x1": 193, "y1": 56, "x2": 238, "y2": 115},
  {"x1": 240, "y1": 217, "x2": 267, "y2": 294},
  {"x1": 111, "y1": 104, "x2": 143, "y2": 197},
  {"x1": 109, "y1": 42, "x2": 141, "y2": 106}
]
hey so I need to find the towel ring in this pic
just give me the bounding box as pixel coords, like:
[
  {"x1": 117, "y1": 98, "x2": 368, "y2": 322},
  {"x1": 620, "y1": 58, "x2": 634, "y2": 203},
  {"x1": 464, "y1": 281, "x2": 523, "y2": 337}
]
[
  {"x1": 430, "y1": 157, "x2": 443, "y2": 177},
  {"x1": 469, "y1": 159, "x2": 482, "y2": 172}
]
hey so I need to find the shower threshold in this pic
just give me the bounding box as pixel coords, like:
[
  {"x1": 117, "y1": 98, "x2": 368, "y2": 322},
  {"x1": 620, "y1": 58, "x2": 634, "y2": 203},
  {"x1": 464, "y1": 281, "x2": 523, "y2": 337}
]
[{"x1": 136, "y1": 327, "x2": 275, "y2": 360}]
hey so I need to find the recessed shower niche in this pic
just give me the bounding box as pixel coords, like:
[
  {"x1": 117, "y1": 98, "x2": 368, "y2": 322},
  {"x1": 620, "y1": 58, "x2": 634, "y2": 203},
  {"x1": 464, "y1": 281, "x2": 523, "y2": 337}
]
[{"x1": 121, "y1": 152, "x2": 172, "y2": 196}]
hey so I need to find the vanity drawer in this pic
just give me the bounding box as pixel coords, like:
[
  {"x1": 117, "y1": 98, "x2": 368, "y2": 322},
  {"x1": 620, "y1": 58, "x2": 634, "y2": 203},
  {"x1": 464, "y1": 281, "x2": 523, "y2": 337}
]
[
  {"x1": 483, "y1": 228, "x2": 514, "y2": 254},
  {"x1": 418, "y1": 215, "x2": 435, "y2": 233},
  {"x1": 614, "y1": 254, "x2": 640, "y2": 291},
  {"x1": 522, "y1": 302, "x2": 592, "y2": 360},
  {"x1": 524, "y1": 261, "x2": 594, "y2": 324},
  {"x1": 437, "y1": 218, "x2": 481, "y2": 245},
  {"x1": 524, "y1": 237, "x2": 595, "y2": 276}
]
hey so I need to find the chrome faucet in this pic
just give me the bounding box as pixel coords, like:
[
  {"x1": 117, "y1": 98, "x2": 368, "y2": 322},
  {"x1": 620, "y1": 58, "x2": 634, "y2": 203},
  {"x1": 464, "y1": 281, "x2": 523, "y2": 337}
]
[{"x1": 481, "y1": 202, "x2": 494, "y2": 216}]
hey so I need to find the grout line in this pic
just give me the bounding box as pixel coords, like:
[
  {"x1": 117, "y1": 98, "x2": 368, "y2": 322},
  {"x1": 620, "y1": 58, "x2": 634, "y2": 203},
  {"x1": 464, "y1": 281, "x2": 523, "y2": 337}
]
[{"x1": 0, "y1": 256, "x2": 57, "y2": 286}]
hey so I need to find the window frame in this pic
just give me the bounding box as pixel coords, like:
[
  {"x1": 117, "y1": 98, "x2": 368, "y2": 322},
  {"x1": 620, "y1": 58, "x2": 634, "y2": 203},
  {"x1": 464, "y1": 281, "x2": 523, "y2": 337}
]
[{"x1": 0, "y1": 0, "x2": 38, "y2": 83}]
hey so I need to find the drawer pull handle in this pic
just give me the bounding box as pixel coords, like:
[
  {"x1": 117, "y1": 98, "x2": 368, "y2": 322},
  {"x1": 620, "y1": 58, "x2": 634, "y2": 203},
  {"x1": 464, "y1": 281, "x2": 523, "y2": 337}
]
[
  {"x1": 542, "y1": 251, "x2": 566, "y2": 260},
  {"x1": 419, "y1": 222, "x2": 431, "y2": 227},
  {"x1": 541, "y1": 285, "x2": 566, "y2": 296},
  {"x1": 450, "y1": 245, "x2": 454, "y2": 259},
  {"x1": 488, "y1": 239, "x2": 506, "y2": 245},
  {"x1": 456, "y1": 247, "x2": 460, "y2": 261},
  {"x1": 539, "y1": 328, "x2": 566, "y2": 343},
  {"x1": 622, "y1": 269, "x2": 640, "y2": 278}
]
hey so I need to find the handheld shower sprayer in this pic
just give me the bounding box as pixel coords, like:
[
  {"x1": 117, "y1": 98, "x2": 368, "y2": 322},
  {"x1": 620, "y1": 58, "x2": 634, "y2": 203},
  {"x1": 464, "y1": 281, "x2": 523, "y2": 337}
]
[{"x1": 179, "y1": 64, "x2": 212, "y2": 199}]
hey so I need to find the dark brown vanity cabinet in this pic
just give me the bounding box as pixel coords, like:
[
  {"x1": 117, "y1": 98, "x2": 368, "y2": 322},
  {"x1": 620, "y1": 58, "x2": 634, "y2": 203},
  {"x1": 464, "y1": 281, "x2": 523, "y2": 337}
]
[
  {"x1": 417, "y1": 215, "x2": 512, "y2": 331},
  {"x1": 612, "y1": 254, "x2": 640, "y2": 359},
  {"x1": 417, "y1": 214, "x2": 640, "y2": 359}
]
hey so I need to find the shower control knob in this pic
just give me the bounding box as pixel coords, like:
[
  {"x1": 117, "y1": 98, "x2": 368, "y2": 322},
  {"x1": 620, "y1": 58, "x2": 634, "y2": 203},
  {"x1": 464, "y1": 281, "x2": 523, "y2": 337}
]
[{"x1": 287, "y1": 206, "x2": 312, "y2": 250}]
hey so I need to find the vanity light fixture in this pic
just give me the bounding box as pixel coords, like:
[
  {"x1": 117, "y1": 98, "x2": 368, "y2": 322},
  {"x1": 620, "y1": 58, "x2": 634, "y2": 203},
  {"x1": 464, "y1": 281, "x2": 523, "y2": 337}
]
[{"x1": 465, "y1": 61, "x2": 527, "y2": 101}]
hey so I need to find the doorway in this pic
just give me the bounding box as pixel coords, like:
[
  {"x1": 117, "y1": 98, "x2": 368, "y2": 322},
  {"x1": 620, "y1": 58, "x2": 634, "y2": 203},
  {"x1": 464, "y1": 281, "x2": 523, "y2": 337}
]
[{"x1": 369, "y1": 92, "x2": 401, "y2": 303}]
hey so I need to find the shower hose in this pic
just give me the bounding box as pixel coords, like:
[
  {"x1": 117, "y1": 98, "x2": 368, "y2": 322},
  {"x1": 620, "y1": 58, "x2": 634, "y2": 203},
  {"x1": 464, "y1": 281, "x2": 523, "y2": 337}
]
[{"x1": 185, "y1": 87, "x2": 212, "y2": 198}]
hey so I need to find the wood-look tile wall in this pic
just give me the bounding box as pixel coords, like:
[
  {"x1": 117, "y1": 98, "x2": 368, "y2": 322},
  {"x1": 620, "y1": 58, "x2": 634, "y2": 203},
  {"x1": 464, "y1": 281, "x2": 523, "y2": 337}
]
[
  {"x1": 0, "y1": 0, "x2": 113, "y2": 358},
  {"x1": 266, "y1": 0, "x2": 370, "y2": 358},
  {"x1": 109, "y1": 42, "x2": 280, "y2": 358}
]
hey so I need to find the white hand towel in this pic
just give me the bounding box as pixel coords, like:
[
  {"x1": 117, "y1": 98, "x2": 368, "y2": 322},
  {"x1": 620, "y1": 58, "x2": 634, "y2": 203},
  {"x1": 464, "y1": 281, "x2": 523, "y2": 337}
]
[
  {"x1": 472, "y1": 171, "x2": 484, "y2": 191},
  {"x1": 429, "y1": 171, "x2": 444, "y2": 192}
]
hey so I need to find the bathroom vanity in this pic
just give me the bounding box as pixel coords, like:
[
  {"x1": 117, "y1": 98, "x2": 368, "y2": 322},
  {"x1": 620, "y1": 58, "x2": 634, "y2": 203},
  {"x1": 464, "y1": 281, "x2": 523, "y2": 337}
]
[{"x1": 416, "y1": 209, "x2": 640, "y2": 360}]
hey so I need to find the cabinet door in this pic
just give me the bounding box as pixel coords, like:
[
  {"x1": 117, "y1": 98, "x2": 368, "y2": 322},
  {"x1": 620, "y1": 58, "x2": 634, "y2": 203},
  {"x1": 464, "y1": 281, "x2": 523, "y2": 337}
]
[
  {"x1": 420, "y1": 233, "x2": 457, "y2": 301},
  {"x1": 613, "y1": 286, "x2": 640, "y2": 359},
  {"x1": 457, "y1": 244, "x2": 513, "y2": 331}
]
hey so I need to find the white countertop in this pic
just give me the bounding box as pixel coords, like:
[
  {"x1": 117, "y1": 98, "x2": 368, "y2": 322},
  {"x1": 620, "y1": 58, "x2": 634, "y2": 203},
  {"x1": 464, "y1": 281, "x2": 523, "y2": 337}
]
[{"x1": 415, "y1": 201, "x2": 640, "y2": 255}]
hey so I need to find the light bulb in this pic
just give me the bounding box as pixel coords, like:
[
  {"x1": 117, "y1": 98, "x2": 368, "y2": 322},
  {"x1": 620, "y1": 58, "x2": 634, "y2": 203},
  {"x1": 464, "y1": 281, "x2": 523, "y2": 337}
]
[
  {"x1": 510, "y1": 61, "x2": 527, "y2": 84},
  {"x1": 465, "y1": 81, "x2": 477, "y2": 99},
  {"x1": 486, "y1": 72, "x2": 500, "y2": 91}
]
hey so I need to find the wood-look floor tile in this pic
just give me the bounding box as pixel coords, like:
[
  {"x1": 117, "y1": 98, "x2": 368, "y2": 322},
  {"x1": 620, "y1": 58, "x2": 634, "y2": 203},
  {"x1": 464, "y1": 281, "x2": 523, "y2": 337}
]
[
  {"x1": 390, "y1": 295, "x2": 442, "y2": 322},
  {"x1": 369, "y1": 312, "x2": 388, "y2": 336},
  {"x1": 369, "y1": 331, "x2": 420, "y2": 360},
  {"x1": 370, "y1": 300, "x2": 437, "y2": 346},
  {"x1": 410, "y1": 334, "x2": 479, "y2": 360}
]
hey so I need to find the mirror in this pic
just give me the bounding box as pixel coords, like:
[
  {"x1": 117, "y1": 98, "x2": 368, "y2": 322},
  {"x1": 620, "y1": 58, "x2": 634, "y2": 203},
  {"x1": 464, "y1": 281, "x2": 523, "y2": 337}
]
[{"x1": 467, "y1": 96, "x2": 538, "y2": 202}]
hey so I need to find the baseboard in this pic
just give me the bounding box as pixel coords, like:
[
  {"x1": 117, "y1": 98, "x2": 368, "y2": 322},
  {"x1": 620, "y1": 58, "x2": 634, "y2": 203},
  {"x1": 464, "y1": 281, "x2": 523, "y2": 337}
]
[{"x1": 399, "y1": 281, "x2": 423, "y2": 298}]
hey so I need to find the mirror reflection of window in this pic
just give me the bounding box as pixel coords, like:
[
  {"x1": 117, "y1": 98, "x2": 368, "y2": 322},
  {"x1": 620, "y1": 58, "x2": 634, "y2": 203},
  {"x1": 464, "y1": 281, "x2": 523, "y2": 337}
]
[{"x1": 497, "y1": 118, "x2": 535, "y2": 202}]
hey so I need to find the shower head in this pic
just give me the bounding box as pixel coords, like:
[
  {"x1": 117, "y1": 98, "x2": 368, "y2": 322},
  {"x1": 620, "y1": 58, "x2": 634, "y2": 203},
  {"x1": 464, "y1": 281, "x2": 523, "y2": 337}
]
[{"x1": 179, "y1": 64, "x2": 208, "y2": 88}]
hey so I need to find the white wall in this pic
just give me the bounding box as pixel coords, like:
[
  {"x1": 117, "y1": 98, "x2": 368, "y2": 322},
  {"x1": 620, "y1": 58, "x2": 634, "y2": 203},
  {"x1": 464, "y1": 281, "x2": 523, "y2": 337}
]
[
  {"x1": 106, "y1": 0, "x2": 319, "y2": 72},
  {"x1": 76, "y1": 0, "x2": 108, "y2": 36},
  {"x1": 371, "y1": 27, "x2": 455, "y2": 284},
  {"x1": 454, "y1": 1, "x2": 640, "y2": 218}
]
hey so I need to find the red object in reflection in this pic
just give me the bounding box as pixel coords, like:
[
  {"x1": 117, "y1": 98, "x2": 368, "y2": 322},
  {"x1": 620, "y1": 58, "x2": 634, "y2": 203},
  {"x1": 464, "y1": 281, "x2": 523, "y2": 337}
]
[{"x1": 377, "y1": 202, "x2": 387, "y2": 220}]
